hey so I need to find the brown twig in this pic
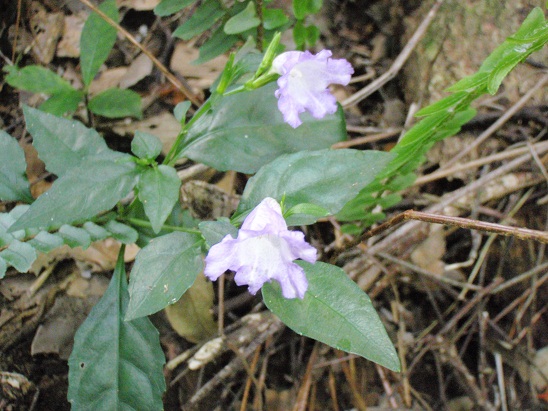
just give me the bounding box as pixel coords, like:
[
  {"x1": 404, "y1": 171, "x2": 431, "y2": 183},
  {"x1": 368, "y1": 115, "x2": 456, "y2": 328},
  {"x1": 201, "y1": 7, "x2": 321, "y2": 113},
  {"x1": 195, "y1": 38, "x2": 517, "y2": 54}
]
[
  {"x1": 363, "y1": 209, "x2": 548, "y2": 244},
  {"x1": 78, "y1": 0, "x2": 202, "y2": 107}
]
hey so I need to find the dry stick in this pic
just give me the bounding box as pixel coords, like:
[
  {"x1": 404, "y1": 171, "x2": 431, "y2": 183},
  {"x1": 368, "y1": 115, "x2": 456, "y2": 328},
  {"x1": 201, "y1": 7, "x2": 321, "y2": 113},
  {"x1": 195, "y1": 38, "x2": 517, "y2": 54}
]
[
  {"x1": 342, "y1": 0, "x2": 444, "y2": 108},
  {"x1": 440, "y1": 73, "x2": 548, "y2": 170},
  {"x1": 292, "y1": 343, "x2": 318, "y2": 411},
  {"x1": 78, "y1": 0, "x2": 202, "y2": 107},
  {"x1": 415, "y1": 140, "x2": 548, "y2": 186},
  {"x1": 363, "y1": 209, "x2": 548, "y2": 244},
  {"x1": 367, "y1": 151, "x2": 545, "y2": 257}
]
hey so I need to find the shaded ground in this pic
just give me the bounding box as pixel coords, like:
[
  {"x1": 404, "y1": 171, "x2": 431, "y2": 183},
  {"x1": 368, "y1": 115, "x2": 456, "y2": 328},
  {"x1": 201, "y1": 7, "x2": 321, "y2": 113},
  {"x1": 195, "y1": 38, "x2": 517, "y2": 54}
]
[{"x1": 1, "y1": 0, "x2": 548, "y2": 410}]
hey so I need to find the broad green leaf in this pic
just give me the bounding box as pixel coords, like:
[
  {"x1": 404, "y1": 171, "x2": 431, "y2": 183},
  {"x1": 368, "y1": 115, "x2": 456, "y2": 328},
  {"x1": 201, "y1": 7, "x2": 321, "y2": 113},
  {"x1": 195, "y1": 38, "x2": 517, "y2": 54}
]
[
  {"x1": 80, "y1": 0, "x2": 119, "y2": 87},
  {"x1": 173, "y1": 0, "x2": 225, "y2": 40},
  {"x1": 83, "y1": 221, "x2": 110, "y2": 241},
  {"x1": 104, "y1": 220, "x2": 139, "y2": 244},
  {"x1": 0, "y1": 240, "x2": 37, "y2": 273},
  {"x1": 68, "y1": 248, "x2": 165, "y2": 410},
  {"x1": 10, "y1": 159, "x2": 138, "y2": 231},
  {"x1": 293, "y1": 0, "x2": 322, "y2": 19},
  {"x1": 58, "y1": 225, "x2": 92, "y2": 249},
  {"x1": 154, "y1": 0, "x2": 196, "y2": 16},
  {"x1": 126, "y1": 232, "x2": 204, "y2": 320},
  {"x1": 263, "y1": 8, "x2": 289, "y2": 30},
  {"x1": 0, "y1": 257, "x2": 6, "y2": 279},
  {"x1": 193, "y1": 25, "x2": 239, "y2": 64},
  {"x1": 284, "y1": 203, "x2": 330, "y2": 226},
  {"x1": 28, "y1": 231, "x2": 64, "y2": 253},
  {"x1": 4, "y1": 65, "x2": 75, "y2": 94},
  {"x1": 132, "y1": 131, "x2": 163, "y2": 160},
  {"x1": 199, "y1": 220, "x2": 238, "y2": 248},
  {"x1": 262, "y1": 261, "x2": 400, "y2": 372},
  {"x1": 39, "y1": 89, "x2": 84, "y2": 116},
  {"x1": 23, "y1": 106, "x2": 112, "y2": 176},
  {"x1": 181, "y1": 84, "x2": 348, "y2": 173},
  {"x1": 237, "y1": 149, "x2": 394, "y2": 222},
  {"x1": 165, "y1": 273, "x2": 217, "y2": 343},
  {"x1": 0, "y1": 131, "x2": 32, "y2": 202},
  {"x1": 224, "y1": 2, "x2": 260, "y2": 34},
  {"x1": 88, "y1": 88, "x2": 142, "y2": 119},
  {"x1": 137, "y1": 165, "x2": 181, "y2": 233}
]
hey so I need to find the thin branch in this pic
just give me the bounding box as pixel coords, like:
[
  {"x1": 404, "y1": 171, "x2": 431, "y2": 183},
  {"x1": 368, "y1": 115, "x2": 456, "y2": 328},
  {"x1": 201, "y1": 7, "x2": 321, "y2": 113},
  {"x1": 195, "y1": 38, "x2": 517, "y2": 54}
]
[{"x1": 363, "y1": 209, "x2": 548, "y2": 244}]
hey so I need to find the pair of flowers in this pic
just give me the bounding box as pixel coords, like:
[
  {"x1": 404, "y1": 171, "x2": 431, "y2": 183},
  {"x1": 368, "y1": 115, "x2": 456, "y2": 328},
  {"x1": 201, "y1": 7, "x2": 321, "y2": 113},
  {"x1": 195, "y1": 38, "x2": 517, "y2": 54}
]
[{"x1": 205, "y1": 50, "x2": 353, "y2": 298}]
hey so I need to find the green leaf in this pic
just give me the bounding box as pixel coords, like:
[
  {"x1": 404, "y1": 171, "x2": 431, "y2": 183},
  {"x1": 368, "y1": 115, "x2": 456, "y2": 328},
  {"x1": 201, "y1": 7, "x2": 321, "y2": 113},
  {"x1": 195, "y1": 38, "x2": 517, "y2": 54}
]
[
  {"x1": 38, "y1": 89, "x2": 84, "y2": 116},
  {"x1": 23, "y1": 106, "x2": 112, "y2": 176},
  {"x1": 137, "y1": 165, "x2": 181, "y2": 234},
  {"x1": 4, "y1": 65, "x2": 75, "y2": 94},
  {"x1": 415, "y1": 91, "x2": 469, "y2": 117},
  {"x1": 224, "y1": 2, "x2": 260, "y2": 34},
  {"x1": 293, "y1": 0, "x2": 322, "y2": 19},
  {"x1": 237, "y1": 149, "x2": 394, "y2": 222},
  {"x1": 88, "y1": 88, "x2": 142, "y2": 119},
  {"x1": 58, "y1": 225, "x2": 92, "y2": 249},
  {"x1": 262, "y1": 261, "x2": 400, "y2": 371},
  {"x1": 284, "y1": 203, "x2": 330, "y2": 226},
  {"x1": 199, "y1": 219, "x2": 238, "y2": 248},
  {"x1": 0, "y1": 240, "x2": 37, "y2": 273},
  {"x1": 131, "y1": 131, "x2": 162, "y2": 160},
  {"x1": 0, "y1": 131, "x2": 32, "y2": 202},
  {"x1": 263, "y1": 8, "x2": 289, "y2": 30},
  {"x1": 181, "y1": 83, "x2": 348, "y2": 173},
  {"x1": 80, "y1": 0, "x2": 119, "y2": 87},
  {"x1": 193, "y1": 25, "x2": 239, "y2": 65},
  {"x1": 83, "y1": 221, "x2": 111, "y2": 241},
  {"x1": 126, "y1": 232, "x2": 204, "y2": 320},
  {"x1": 28, "y1": 231, "x2": 64, "y2": 253},
  {"x1": 68, "y1": 248, "x2": 165, "y2": 410},
  {"x1": 104, "y1": 220, "x2": 139, "y2": 244},
  {"x1": 10, "y1": 159, "x2": 138, "y2": 231},
  {"x1": 173, "y1": 0, "x2": 225, "y2": 40},
  {"x1": 154, "y1": 0, "x2": 196, "y2": 16},
  {"x1": 305, "y1": 24, "x2": 320, "y2": 47},
  {"x1": 0, "y1": 257, "x2": 6, "y2": 279},
  {"x1": 293, "y1": 20, "x2": 306, "y2": 48}
]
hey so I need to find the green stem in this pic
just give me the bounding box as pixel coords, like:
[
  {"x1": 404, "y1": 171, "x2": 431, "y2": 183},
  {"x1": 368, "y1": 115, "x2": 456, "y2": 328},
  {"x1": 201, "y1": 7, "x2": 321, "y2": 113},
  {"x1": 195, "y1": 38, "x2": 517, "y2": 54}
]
[{"x1": 126, "y1": 217, "x2": 201, "y2": 235}]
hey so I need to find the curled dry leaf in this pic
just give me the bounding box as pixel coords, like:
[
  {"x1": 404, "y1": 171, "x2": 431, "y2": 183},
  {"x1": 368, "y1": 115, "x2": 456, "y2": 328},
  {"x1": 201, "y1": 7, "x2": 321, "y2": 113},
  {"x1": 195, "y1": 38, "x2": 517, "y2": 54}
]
[{"x1": 29, "y1": 1, "x2": 64, "y2": 64}]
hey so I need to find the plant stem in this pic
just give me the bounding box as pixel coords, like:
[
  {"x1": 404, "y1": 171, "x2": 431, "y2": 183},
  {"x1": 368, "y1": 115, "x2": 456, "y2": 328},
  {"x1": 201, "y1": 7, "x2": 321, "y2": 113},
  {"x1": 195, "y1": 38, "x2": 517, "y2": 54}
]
[{"x1": 126, "y1": 217, "x2": 201, "y2": 235}]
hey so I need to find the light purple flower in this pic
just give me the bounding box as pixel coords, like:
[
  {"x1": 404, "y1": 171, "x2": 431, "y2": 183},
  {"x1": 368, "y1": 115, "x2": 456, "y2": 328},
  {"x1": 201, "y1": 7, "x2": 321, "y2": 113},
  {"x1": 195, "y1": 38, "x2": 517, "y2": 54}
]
[
  {"x1": 272, "y1": 50, "x2": 354, "y2": 128},
  {"x1": 204, "y1": 197, "x2": 317, "y2": 299}
]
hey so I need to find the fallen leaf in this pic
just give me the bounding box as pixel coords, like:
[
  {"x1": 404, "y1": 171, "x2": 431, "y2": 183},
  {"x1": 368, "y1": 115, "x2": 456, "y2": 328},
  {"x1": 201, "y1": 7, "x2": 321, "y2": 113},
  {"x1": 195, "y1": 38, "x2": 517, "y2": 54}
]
[
  {"x1": 170, "y1": 41, "x2": 227, "y2": 90},
  {"x1": 88, "y1": 67, "x2": 128, "y2": 95},
  {"x1": 57, "y1": 12, "x2": 86, "y2": 58},
  {"x1": 112, "y1": 111, "x2": 180, "y2": 155},
  {"x1": 165, "y1": 273, "x2": 217, "y2": 343},
  {"x1": 117, "y1": 0, "x2": 160, "y2": 10},
  {"x1": 29, "y1": 2, "x2": 64, "y2": 64},
  {"x1": 119, "y1": 53, "x2": 153, "y2": 89}
]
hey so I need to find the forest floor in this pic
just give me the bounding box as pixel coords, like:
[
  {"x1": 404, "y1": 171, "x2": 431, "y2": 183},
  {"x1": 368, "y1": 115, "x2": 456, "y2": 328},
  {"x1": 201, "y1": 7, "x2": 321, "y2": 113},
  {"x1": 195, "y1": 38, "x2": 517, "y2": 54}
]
[{"x1": 1, "y1": 0, "x2": 548, "y2": 410}]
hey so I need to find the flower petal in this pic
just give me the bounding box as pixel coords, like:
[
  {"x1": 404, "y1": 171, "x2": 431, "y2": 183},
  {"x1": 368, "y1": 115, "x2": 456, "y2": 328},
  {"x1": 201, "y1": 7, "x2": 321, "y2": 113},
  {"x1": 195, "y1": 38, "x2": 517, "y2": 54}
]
[
  {"x1": 273, "y1": 49, "x2": 354, "y2": 128},
  {"x1": 273, "y1": 262, "x2": 308, "y2": 299},
  {"x1": 240, "y1": 197, "x2": 287, "y2": 234},
  {"x1": 203, "y1": 234, "x2": 239, "y2": 281}
]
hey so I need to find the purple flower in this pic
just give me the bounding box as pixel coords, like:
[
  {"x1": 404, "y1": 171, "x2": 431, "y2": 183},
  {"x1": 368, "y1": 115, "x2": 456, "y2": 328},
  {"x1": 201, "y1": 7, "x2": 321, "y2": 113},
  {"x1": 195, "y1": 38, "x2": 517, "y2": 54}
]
[
  {"x1": 204, "y1": 197, "x2": 317, "y2": 299},
  {"x1": 272, "y1": 50, "x2": 354, "y2": 128}
]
